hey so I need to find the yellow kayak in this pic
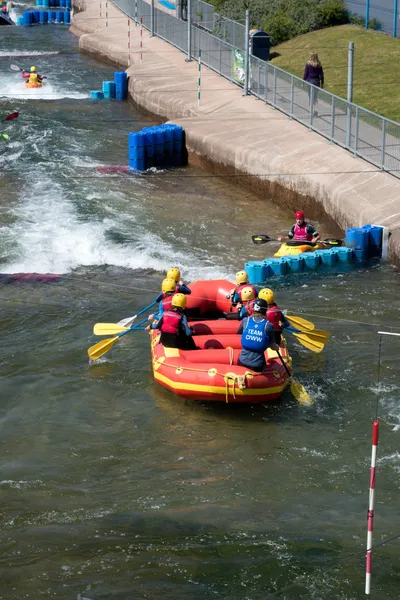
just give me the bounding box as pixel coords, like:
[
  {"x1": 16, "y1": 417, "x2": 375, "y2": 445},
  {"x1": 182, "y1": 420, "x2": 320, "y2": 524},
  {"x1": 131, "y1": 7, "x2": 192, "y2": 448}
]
[
  {"x1": 274, "y1": 239, "x2": 342, "y2": 258},
  {"x1": 25, "y1": 82, "x2": 42, "y2": 89}
]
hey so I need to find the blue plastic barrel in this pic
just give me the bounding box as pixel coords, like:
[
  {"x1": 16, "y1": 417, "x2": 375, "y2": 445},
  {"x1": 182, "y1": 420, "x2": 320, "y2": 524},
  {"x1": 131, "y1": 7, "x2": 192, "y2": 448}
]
[
  {"x1": 39, "y1": 10, "x2": 48, "y2": 23},
  {"x1": 36, "y1": 0, "x2": 43, "y2": 5},
  {"x1": 245, "y1": 262, "x2": 260, "y2": 284},
  {"x1": 65, "y1": 0, "x2": 71, "y2": 8},
  {"x1": 319, "y1": 249, "x2": 338, "y2": 266},
  {"x1": 59, "y1": 0, "x2": 65, "y2": 6},
  {"x1": 63, "y1": 10, "x2": 71, "y2": 23},
  {"x1": 142, "y1": 128, "x2": 155, "y2": 169},
  {"x1": 172, "y1": 125, "x2": 183, "y2": 166},
  {"x1": 16, "y1": 15, "x2": 24, "y2": 25},
  {"x1": 22, "y1": 11, "x2": 33, "y2": 25},
  {"x1": 154, "y1": 127, "x2": 165, "y2": 166},
  {"x1": 114, "y1": 72, "x2": 128, "y2": 100},
  {"x1": 265, "y1": 258, "x2": 288, "y2": 276},
  {"x1": 55, "y1": 10, "x2": 63, "y2": 22},
  {"x1": 303, "y1": 253, "x2": 321, "y2": 270},
  {"x1": 345, "y1": 227, "x2": 358, "y2": 249},
  {"x1": 102, "y1": 81, "x2": 116, "y2": 99},
  {"x1": 128, "y1": 132, "x2": 145, "y2": 171},
  {"x1": 353, "y1": 228, "x2": 370, "y2": 261},
  {"x1": 363, "y1": 224, "x2": 383, "y2": 259},
  {"x1": 260, "y1": 261, "x2": 273, "y2": 280},
  {"x1": 32, "y1": 10, "x2": 40, "y2": 22},
  {"x1": 42, "y1": 0, "x2": 49, "y2": 6},
  {"x1": 48, "y1": 9, "x2": 55, "y2": 20},
  {"x1": 336, "y1": 247, "x2": 354, "y2": 262},
  {"x1": 286, "y1": 255, "x2": 304, "y2": 273},
  {"x1": 90, "y1": 91, "x2": 104, "y2": 99},
  {"x1": 162, "y1": 125, "x2": 174, "y2": 167}
]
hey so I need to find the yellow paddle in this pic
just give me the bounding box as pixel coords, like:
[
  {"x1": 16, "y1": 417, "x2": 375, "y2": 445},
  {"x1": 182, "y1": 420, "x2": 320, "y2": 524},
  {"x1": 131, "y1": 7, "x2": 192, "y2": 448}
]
[
  {"x1": 286, "y1": 315, "x2": 315, "y2": 331},
  {"x1": 291, "y1": 333, "x2": 325, "y2": 353},
  {"x1": 276, "y1": 349, "x2": 313, "y2": 406},
  {"x1": 88, "y1": 336, "x2": 121, "y2": 361},
  {"x1": 93, "y1": 323, "x2": 130, "y2": 336}
]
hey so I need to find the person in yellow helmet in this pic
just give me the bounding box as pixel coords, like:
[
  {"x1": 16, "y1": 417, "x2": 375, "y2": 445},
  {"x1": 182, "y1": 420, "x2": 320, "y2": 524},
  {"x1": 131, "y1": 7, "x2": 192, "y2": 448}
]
[
  {"x1": 237, "y1": 286, "x2": 257, "y2": 320},
  {"x1": 166, "y1": 266, "x2": 191, "y2": 295},
  {"x1": 151, "y1": 293, "x2": 196, "y2": 350},
  {"x1": 231, "y1": 270, "x2": 257, "y2": 309},
  {"x1": 258, "y1": 288, "x2": 290, "y2": 345},
  {"x1": 22, "y1": 66, "x2": 44, "y2": 85}
]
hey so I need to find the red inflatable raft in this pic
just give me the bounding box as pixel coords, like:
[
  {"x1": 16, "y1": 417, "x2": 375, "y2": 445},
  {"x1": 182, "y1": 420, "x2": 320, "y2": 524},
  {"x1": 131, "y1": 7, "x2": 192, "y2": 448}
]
[{"x1": 150, "y1": 279, "x2": 291, "y2": 403}]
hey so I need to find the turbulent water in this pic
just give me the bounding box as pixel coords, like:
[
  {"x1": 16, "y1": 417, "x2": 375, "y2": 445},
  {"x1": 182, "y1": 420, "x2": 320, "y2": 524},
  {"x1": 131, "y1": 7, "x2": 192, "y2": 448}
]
[{"x1": 1, "y1": 21, "x2": 400, "y2": 600}]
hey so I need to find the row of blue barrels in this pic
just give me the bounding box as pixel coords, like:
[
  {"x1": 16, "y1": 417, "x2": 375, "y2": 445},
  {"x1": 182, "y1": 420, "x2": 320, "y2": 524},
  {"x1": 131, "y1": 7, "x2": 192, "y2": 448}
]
[
  {"x1": 129, "y1": 124, "x2": 184, "y2": 170},
  {"x1": 19, "y1": 9, "x2": 70, "y2": 25},
  {"x1": 245, "y1": 246, "x2": 355, "y2": 284},
  {"x1": 345, "y1": 224, "x2": 383, "y2": 261},
  {"x1": 90, "y1": 72, "x2": 128, "y2": 101},
  {"x1": 36, "y1": 0, "x2": 72, "y2": 7}
]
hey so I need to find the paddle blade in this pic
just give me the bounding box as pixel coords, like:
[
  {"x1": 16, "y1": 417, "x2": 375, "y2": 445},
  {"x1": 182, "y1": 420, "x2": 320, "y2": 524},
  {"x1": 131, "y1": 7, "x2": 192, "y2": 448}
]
[
  {"x1": 291, "y1": 378, "x2": 313, "y2": 406},
  {"x1": 93, "y1": 323, "x2": 129, "y2": 336},
  {"x1": 0, "y1": 134, "x2": 10, "y2": 142},
  {"x1": 10, "y1": 64, "x2": 22, "y2": 72},
  {"x1": 286, "y1": 315, "x2": 315, "y2": 331},
  {"x1": 292, "y1": 332, "x2": 325, "y2": 353},
  {"x1": 118, "y1": 315, "x2": 137, "y2": 328},
  {"x1": 252, "y1": 234, "x2": 273, "y2": 245},
  {"x1": 88, "y1": 336, "x2": 119, "y2": 361},
  {"x1": 311, "y1": 328, "x2": 330, "y2": 341},
  {"x1": 3, "y1": 111, "x2": 19, "y2": 122}
]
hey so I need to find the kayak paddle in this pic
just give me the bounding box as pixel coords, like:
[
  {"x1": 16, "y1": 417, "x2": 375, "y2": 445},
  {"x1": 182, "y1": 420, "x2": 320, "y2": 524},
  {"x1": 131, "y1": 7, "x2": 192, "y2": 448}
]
[
  {"x1": 251, "y1": 234, "x2": 279, "y2": 245},
  {"x1": 2, "y1": 111, "x2": 19, "y2": 122},
  {"x1": 286, "y1": 315, "x2": 315, "y2": 331},
  {"x1": 116, "y1": 300, "x2": 158, "y2": 328},
  {"x1": 276, "y1": 349, "x2": 313, "y2": 406},
  {"x1": 0, "y1": 134, "x2": 10, "y2": 142}
]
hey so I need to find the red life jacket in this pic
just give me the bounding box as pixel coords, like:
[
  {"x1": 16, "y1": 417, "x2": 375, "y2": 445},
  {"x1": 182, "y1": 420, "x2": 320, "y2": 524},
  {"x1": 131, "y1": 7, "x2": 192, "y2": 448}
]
[
  {"x1": 161, "y1": 310, "x2": 182, "y2": 334},
  {"x1": 161, "y1": 294, "x2": 173, "y2": 312},
  {"x1": 294, "y1": 222, "x2": 313, "y2": 241},
  {"x1": 235, "y1": 283, "x2": 258, "y2": 301},
  {"x1": 267, "y1": 304, "x2": 283, "y2": 331}
]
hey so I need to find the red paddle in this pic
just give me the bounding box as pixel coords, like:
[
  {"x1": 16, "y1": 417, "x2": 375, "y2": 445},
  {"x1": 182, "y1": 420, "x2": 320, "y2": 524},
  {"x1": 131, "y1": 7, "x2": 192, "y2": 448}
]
[{"x1": 3, "y1": 112, "x2": 19, "y2": 122}]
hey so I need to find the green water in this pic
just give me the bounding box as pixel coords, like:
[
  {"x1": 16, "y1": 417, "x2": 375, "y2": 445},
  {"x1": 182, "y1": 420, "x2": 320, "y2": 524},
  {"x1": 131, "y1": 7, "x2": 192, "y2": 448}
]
[{"x1": 1, "y1": 25, "x2": 400, "y2": 600}]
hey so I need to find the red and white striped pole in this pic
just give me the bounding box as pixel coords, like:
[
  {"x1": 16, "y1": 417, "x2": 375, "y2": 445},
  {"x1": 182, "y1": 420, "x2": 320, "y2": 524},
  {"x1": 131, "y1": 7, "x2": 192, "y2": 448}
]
[
  {"x1": 140, "y1": 16, "x2": 143, "y2": 65},
  {"x1": 128, "y1": 18, "x2": 131, "y2": 66},
  {"x1": 365, "y1": 419, "x2": 379, "y2": 595}
]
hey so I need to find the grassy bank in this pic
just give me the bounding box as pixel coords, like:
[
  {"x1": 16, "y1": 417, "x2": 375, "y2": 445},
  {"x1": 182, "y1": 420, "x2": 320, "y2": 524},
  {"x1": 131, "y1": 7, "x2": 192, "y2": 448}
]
[{"x1": 270, "y1": 25, "x2": 400, "y2": 122}]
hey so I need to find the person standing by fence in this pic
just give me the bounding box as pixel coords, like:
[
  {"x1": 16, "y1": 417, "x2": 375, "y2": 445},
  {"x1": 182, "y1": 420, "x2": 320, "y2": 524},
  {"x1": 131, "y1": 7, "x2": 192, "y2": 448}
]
[{"x1": 303, "y1": 52, "x2": 324, "y2": 115}]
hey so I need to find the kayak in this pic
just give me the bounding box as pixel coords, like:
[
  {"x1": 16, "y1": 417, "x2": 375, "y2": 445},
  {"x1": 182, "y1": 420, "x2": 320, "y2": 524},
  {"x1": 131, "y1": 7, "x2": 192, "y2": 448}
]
[
  {"x1": 150, "y1": 279, "x2": 291, "y2": 403},
  {"x1": 274, "y1": 238, "x2": 342, "y2": 258},
  {"x1": 25, "y1": 81, "x2": 42, "y2": 88}
]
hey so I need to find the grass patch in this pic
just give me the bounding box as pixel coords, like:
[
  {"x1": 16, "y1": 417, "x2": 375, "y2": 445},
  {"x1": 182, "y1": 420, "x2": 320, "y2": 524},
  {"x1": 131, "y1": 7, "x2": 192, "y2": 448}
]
[{"x1": 270, "y1": 24, "x2": 400, "y2": 122}]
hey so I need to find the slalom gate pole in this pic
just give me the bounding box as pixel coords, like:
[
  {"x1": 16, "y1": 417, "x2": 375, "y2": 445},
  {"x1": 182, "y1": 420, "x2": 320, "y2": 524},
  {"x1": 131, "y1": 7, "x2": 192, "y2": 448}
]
[
  {"x1": 140, "y1": 17, "x2": 143, "y2": 65},
  {"x1": 128, "y1": 18, "x2": 131, "y2": 66},
  {"x1": 365, "y1": 419, "x2": 379, "y2": 594},
  {"x1": 197, "y1": 49, "x2": 201, "y2": 106}
]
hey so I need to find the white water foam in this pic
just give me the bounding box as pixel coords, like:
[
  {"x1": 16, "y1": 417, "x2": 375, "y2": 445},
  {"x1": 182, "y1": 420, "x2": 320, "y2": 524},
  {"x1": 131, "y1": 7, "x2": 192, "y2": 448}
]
[
  {"x1": 0, "y1": 78, "x2": 88, "y2": 100},
  {"x1": 0, "y1": 50, "x2": 60, "y2": 57},
  {"x1": 1, "y1": 179, "x2": 229, "y2": 279}
]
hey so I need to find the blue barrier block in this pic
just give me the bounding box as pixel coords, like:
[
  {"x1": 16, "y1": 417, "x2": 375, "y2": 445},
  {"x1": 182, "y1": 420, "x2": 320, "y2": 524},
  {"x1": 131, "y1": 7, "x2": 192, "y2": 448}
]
[
  {"x1": 265, "y1": 258, "x2": 288, "y2": 276},
  {"x1": 56, "y1": 10, "x2": 63, "y2": 22},
  {"x1": 65, "y1": 0, "x2": 71, "y2": 7},
  {"x1": 363, "y1": 224, "x2": 383, "y2": 258},
  {"x1": 48, "y1": 9, "x2": 56, "y2": 21},
  {"x1": 154, "y1": 127, "x2": 165, "y2": 166},
  {"x1": 22, "y1": 11, "x2": 32, "y2": 25},
  {"x1": 114, "y1": 72, "x2": 128, "y2": 100},
  {"x1": 128, "y1": 132, "x2": 145, "y2": 171},
  {"x1": 33, "y1": 10, "x2": 40, "y2": 22},
  {"x1": 90, "y1": 91, "x2": 104, "y2": 99},
  {"x1": 336, "y1": 247, "x2": 354, "y2": 262},
  {"x1": 172, "y1": 125, "x2": 183, "y2": 166},
  {"x1": 36, "y1": 0, "x2": 43, "y2": 5},
  {"x1": 42, "y1": 0, "x2": 49, "y2": 6},
  {"x1": 320, "y1": 249, "x2": 338, "y2": 266},
  {"x1": 142, "y1": 128, "x2": 155, "y2": 169},
  {"x1": 39, "y1": 10, "x2": 48, "y2": 23},
  {"x1": 17, "y1": 15, "x2": 24, "y2": 25},
  {"x1": 162, "y1": 125, "x2": 174, "y2": 167},
  {"x1": 303, "y1": 253, "x2": 321, "y2": 270},
  {"x1": 245, "y1": 262, "x2": 263, "y2": 284},
  {"x1": 59, "y1": 0, "x2": 65, "y2": 7},
  {"x1": 286, "y1": 255, "x2": 304, "y2": 273},
  {"x1": 102, "y1": 81, "x2": 116, "y2": 99}
]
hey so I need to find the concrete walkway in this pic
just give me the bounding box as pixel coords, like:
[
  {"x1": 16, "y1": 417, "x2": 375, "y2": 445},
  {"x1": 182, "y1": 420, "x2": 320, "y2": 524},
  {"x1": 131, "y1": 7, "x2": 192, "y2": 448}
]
[{"x1": 71, "y1": 0, "x2": 400, "y2": 260}]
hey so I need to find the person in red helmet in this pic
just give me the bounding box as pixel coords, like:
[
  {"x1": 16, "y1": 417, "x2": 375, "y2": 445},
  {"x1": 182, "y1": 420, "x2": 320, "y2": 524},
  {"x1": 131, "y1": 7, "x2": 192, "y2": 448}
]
[{"x1": 278, "y1": 211, "x2": 320, "y2": 243}]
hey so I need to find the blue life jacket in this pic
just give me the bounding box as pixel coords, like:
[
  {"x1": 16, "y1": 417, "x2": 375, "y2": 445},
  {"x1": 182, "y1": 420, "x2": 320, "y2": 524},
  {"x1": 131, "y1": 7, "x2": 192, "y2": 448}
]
[{"x1": 241, "y1": 317, "x2": 271, "y2": 353}]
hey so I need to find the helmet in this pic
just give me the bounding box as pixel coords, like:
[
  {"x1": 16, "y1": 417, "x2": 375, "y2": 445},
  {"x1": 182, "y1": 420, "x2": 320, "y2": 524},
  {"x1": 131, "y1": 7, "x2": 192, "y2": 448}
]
[
  {"x1": 258, "y1": 288, "x2": 274, "y2": 304},
  {"x1": 161, "y1": 278, "x2": 176, "y2": 294},
  {"x1": 171, "y1": 293, "x2": 187, "y2": 309},
  {"x1": 295, "y1": 211, "x2": 305, "y2": 220},
  {"x1": 30, "y1": 66, "x2": 37, "y2": 73},
  {"x1": 240, "y1": 286, "x2": 255, "y2": 302},
  {"x1": 253, "y1": 298, "x2": 268, "y2": 314},
  {"x1": 167, "y1": 267, "x2": 181, "y2": 282},
  {"x1": 236, "y1": 270, "x2": 248, "y2": 285}
]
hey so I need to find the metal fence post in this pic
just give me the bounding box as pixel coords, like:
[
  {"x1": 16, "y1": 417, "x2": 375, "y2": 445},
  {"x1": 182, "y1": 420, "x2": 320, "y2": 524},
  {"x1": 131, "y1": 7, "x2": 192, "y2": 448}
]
[
  {"x1": 365, "y1": 0, "x2": 370, "y2": 28},
  {"x1": 290, "y1": 77, "x2": 294, "y2": 118},
  {"x1": 273, "y1": 68, "x2": 276, "y2": 107},
  {"x1": 187, "y1": 0, "x2": 192, "y2": 61},
  {"x1": 394, "y1": 0, "x2": 398, "y2": 37},
  {"x1": 151, "y1": 0, "x2": 155, "y2": 36},
  {"x1": 381, "y1": 119, "x2": 386, "y2": 169},
  {"x1": 265, "y1": 64, "x2": 269, "y2": 101},
  {"x1": 346, "y1": 42, "x2": 354, "y2": 149},
  {"x1": 309, "y1": 84, "x2": 314, "y2": 129},
  {"x1": 331, "y1": 96, "x2": 335, "y2": 142},
  {"x1": 243, "y1": 9, "x2": 250, "y2": 96},
  {"x1": 354, "y1": 106, "x2": 359, "y2": 155}
]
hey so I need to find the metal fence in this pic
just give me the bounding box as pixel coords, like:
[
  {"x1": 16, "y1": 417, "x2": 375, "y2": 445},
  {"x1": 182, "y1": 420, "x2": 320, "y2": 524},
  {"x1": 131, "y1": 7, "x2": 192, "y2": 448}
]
[
  {"x1": 345, "y1": 0, "x2": 400, "y2": 37},
  {"x1": 192, "y1": 0, "x2": 245, "y2": 49},
  {"x1": 113, "y1": 0, "x2": 400, "y2": 178}
]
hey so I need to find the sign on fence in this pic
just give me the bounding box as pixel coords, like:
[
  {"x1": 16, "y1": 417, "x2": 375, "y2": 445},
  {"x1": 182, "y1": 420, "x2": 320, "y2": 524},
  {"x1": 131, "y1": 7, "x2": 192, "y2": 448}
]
[{"x1": 233, "y1": 49, "x2": 245, "y2": 84}]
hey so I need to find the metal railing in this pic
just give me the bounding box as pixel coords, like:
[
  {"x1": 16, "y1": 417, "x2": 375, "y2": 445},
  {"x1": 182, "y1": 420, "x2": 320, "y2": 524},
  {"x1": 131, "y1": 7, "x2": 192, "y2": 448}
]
[
  {"x1": 345, "y1": 0, "x2": 399, "y2": 38},
  {"x1": 113, "y1": 0, "x2": 400, "y2": 178}
]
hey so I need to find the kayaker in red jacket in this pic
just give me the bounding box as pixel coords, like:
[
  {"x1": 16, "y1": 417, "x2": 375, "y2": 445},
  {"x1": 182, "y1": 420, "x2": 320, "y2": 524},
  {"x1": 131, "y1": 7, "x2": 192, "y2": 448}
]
[
  {"x1": 22, "y1": 66, "x2": 44, "y2": 85},
  {"x1": 278, "y1": 211, "x2": 320, "y2": 243}
]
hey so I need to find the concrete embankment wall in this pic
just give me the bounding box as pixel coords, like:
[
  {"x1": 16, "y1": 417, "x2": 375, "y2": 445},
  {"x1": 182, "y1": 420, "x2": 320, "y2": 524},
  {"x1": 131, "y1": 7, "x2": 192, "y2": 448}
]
[{"x1": 71, "y1": 0, "x2": 400, "y2": 261}]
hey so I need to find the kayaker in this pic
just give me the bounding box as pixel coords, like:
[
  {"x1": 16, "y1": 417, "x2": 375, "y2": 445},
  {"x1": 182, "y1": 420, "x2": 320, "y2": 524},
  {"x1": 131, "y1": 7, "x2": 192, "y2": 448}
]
[
  {"x1": 149, "y1": 274, "x2": 191, "y2": 322},
  {"x1": 237, "y1": 286, "x2": 257, "y2": 320},
  {"x1": 230, "y1": 270, "x2": 257, "y2": 307},
  {"x1": 277, "y1": 211, "x2": 320, "y2": 243},
  {"x1": 237, "y1": 299, "x2": 279, "y2": 372},
  {"x1": 166, "y1": 267, "x2": 191, "y2": 295},
  {"x1": 259, "y1": 288, "x2": 290, "y2": 345},
  {"x1": 21, "y1": 66, "x2": 43, "y2": 85},
  {"x1": 151, "y1": 293, "x2": 197, "y2": 350}
]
